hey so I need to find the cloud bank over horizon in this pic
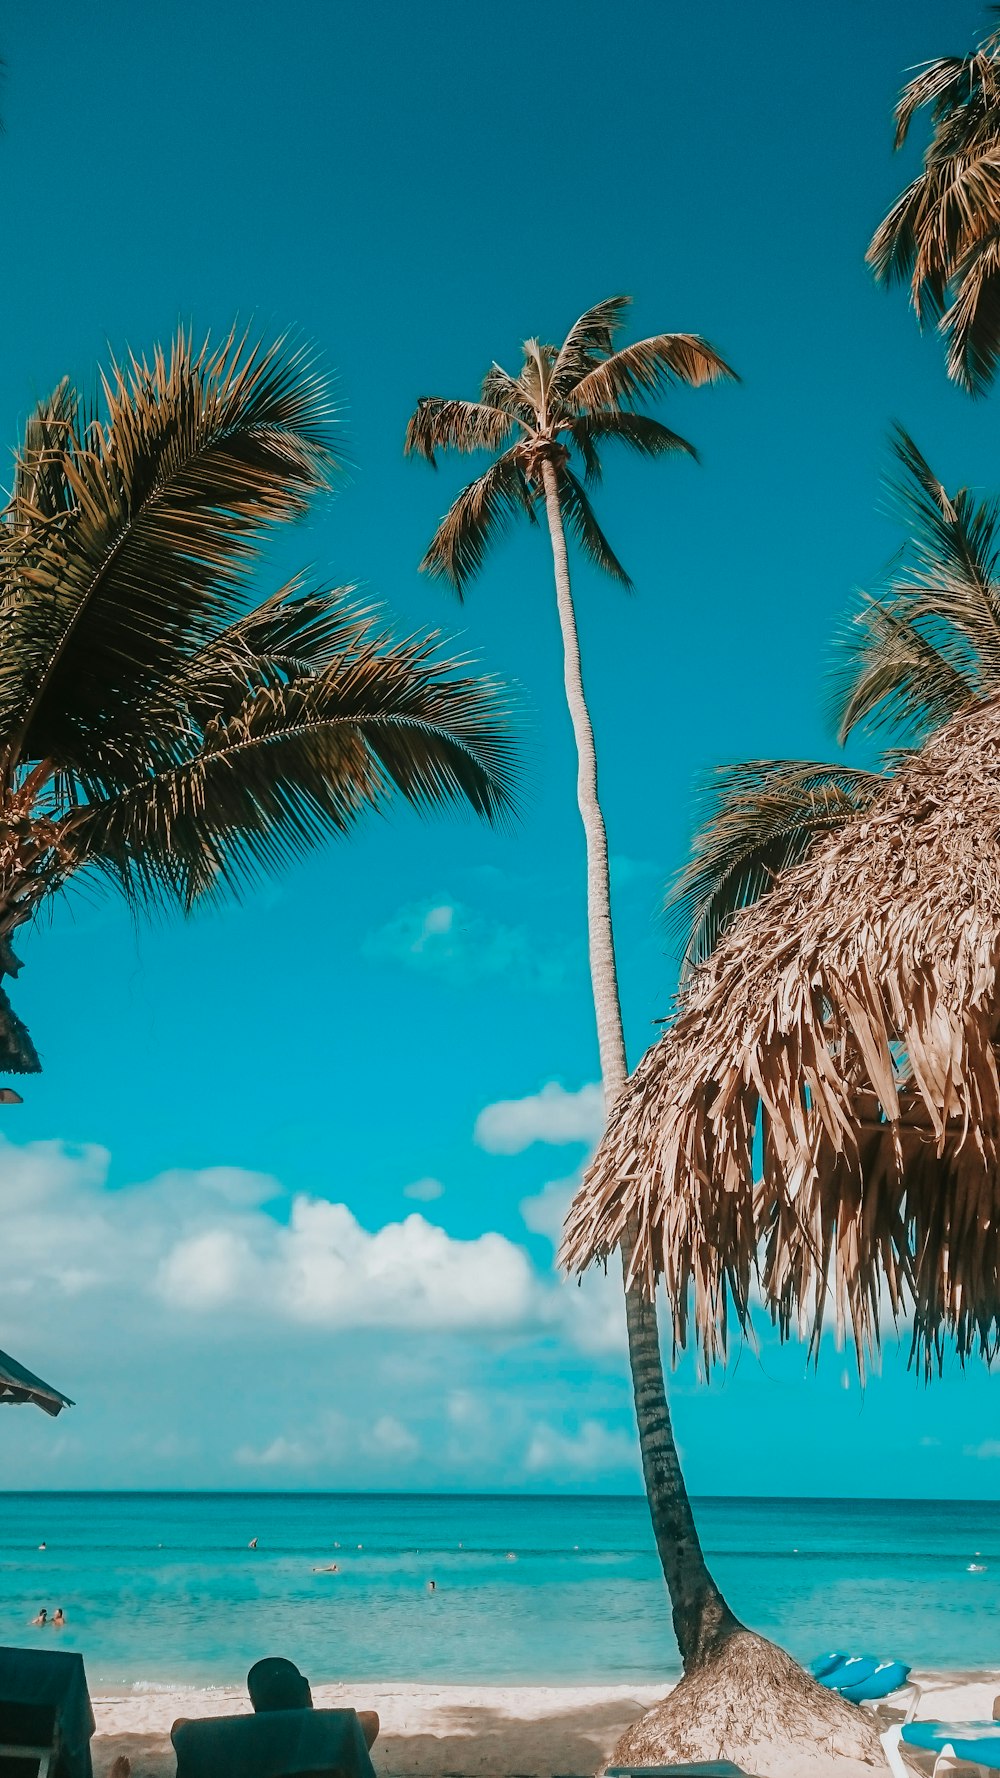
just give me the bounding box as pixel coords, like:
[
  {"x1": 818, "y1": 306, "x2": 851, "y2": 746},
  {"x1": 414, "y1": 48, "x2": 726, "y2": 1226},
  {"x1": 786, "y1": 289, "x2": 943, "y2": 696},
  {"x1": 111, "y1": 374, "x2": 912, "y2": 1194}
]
[{"x1": 0, "y1": 1132, "x2": 632, "y2": 1491}]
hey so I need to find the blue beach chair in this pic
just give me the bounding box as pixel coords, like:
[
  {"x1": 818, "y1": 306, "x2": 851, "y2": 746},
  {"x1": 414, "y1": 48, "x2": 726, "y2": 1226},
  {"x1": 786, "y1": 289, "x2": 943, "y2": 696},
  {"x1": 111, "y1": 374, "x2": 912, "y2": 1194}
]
[
  {"x1": 810, "y1": 1651, "x2": 912, "y2": 1704},
  {"x1": 883, "y1": 1717, "x2": 1000, "y2": 1775}
]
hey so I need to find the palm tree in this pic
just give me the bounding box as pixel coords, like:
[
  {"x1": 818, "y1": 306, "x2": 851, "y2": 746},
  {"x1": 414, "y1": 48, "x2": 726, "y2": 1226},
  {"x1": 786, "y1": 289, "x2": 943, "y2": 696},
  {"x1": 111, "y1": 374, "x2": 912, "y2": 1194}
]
[
  {"x1": 867, "y1": 12, "x2": 1000, "y2": 391},
  {"x1": 0, "y1": 328, "x2": 515, "y2": 1074},
  {"x1": 560, "y1": 429, "x2": 1000, "y2": 1769},
  {"x1": 405, "y1": 295, "x2": 738, "y2": 1669},
  {"x1": 668, "y1": 426, "x2": 1000, "y2": 968}
]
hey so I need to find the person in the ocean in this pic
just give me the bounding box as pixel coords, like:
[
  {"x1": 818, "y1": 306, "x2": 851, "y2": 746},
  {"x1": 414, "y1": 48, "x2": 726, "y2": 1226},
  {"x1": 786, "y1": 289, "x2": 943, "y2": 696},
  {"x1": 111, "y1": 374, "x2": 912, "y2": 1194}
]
[
  {"x1": 246, "y1": 1657, "x2": 380, "y2": 1748},
  {"x1": 52, "y1": 1608, "x2": 66, "y2": 1628},
  {"x1": 30, "y1": 1608, "x2": 47, "y2": 1626},
  {"x1": 248, "y1": 1537, "x2": 258, "y2": 1549}
]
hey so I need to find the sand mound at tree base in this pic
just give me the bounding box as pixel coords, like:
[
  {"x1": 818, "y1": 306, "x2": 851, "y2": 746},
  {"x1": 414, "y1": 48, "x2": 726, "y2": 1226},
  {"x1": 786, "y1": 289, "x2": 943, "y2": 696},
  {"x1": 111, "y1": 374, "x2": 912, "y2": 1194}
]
[{"x1": 604, "y1": 1631, "x2": 892, "y2": 1776}]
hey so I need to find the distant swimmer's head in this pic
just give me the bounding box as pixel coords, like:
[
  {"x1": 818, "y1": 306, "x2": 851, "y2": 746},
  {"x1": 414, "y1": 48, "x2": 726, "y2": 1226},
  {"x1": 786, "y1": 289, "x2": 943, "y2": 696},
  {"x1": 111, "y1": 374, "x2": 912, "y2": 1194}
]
[
  {"x1": 52, "y1": 1609, "x2": 65, "y2": 1627},
  {"x1": 247, "y1": 1656, "x2": 312, "y2": 1713}
]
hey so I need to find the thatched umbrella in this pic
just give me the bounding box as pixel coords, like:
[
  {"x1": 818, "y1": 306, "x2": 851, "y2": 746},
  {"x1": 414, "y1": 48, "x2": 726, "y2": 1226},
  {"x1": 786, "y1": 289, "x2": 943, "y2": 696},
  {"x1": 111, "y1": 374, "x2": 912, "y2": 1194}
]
[
  {"x1": 0, "y1": 1348, "x2": 73, "y2": 1415},
  {"x1": 563, "y1": 698, "x2": 1000, "y2": 1373},
  {"x1": 560, "y1": 697, "x2": 1000, "y2": 1773}
]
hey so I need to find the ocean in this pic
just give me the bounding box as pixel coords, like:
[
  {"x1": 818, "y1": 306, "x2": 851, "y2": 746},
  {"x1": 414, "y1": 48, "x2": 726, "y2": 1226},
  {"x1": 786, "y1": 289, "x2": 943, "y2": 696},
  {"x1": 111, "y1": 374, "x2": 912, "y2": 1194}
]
[{"x1": 0, "y1": 1493, "x2": 997, "y2": 1691}]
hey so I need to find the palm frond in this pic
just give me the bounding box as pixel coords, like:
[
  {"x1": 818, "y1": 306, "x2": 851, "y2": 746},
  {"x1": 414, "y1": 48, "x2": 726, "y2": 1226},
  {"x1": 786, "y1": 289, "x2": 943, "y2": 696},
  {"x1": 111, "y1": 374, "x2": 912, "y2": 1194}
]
[
  {"x1": 666, "y1": 760, "x2": 886, "y2": 969},
  {"x1": 404, "y1": 398, "x2": 517, "y2": 465},
  {"x1": 557, "y1": 469, "x2": 632, "y2": 587},
  {"x1": 0, "y1": 327, "x2": 339, "y2": 780},
  {"x1": 567, "y1": 334, "x2": 737, "y2": 412},
  {"x1": 418, "y1": 449, "x2": 537, "y2": 596},
  {"x1": 71, "y1": 610, "x2": 518, "y2": 911},
  {"x1": 551, "y1": 296, "x2": 631, "y2": 392},
  {"x1": 570, "y1": 411, "x2": 698, "y2": 465},
  {"x1": 893, "y1": 55, "x2": 988, "y2": 148},
  {"x1": 833, "y1": 428, "x2": 1000, "y2": 742},
  {"x1": 479, "y1": 364, "x2": 536, "y2": 421},
  {"x1": 834, "y1": 594, "x2": 982, "y2": 742},
  {"x1": 943, "y1": 227, "x2": 1000, "y2": 390}
]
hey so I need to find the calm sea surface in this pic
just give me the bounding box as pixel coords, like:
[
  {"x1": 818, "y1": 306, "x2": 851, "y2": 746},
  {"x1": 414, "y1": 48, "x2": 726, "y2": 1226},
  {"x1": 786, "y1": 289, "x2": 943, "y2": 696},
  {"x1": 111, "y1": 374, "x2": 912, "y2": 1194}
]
[{"x1": 0, "y1": 1493, "x2": 998, "y2": 1690}]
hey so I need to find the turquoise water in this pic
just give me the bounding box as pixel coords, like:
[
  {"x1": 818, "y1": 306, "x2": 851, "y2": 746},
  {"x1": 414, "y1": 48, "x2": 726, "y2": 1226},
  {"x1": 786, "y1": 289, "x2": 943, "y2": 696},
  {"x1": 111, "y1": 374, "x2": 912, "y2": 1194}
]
[{"x1": 1, "y1": 1494, "x2": 999, "y2": 1689}]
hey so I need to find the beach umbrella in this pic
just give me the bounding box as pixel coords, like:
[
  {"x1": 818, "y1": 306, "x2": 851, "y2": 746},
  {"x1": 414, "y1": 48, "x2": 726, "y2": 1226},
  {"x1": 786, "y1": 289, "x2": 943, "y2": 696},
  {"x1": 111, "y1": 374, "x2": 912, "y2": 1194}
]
[
  {"x1": 561, "y1": 697, "x2": 1000, "y2": 1378},
  {"x1": 0, "y1": 1348, "x2": 73, "y2": 1415}
]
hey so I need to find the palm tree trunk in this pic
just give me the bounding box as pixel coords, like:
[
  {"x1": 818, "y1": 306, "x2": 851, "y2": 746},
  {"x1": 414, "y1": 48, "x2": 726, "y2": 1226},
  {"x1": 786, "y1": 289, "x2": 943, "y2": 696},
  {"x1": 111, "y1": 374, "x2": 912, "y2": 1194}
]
[{"x1": 539, "y1": 456, "x2": 740, "y2": 1671}]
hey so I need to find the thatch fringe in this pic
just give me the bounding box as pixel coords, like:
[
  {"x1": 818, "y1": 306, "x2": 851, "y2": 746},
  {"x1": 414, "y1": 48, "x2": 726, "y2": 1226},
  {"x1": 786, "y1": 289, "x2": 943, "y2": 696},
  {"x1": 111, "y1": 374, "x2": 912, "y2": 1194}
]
[{"x1": 561, "y1": 703, "x2": 1000, "y2": 1376}]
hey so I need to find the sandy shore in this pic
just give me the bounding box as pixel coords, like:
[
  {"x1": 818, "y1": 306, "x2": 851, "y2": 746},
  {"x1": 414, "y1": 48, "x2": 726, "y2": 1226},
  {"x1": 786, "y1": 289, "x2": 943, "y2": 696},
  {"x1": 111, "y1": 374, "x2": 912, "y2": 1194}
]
[{"x1": 88, "y1": 1672, "x2": 1000, "y2": 1776}]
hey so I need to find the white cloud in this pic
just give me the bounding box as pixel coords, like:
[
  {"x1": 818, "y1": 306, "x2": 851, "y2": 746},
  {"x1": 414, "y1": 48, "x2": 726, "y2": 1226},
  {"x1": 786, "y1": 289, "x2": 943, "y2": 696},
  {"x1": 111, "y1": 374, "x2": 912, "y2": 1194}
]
[
  {"x1": 365, "y1": 1415, "x2": 419, "y2": 1459},
  {"x1": 0, "y1": 1134, "x2": 636, "y2": 1489},
  {"x1": 0, "y1": 1136, "x2": 593, "y2": 1347},
  {"x1": 525, "y1": 1418, "x2": 638, "y2": 1477},
  {"x1": 235, "y1": 1435, "x2": 312, "y2": 1469},
  {"x1": 520, "y1": 1176, "x2": 578, "y2": 1245},
  {"x1": 363, "y1": 897, "x2": 568, "y2": 991},
  {"x1": 403, "y1": 1177, "x2": 444, "y2": 1202},
  {"x1": 475, "y1": 1082, "x2": 604, "y2": 1154}
]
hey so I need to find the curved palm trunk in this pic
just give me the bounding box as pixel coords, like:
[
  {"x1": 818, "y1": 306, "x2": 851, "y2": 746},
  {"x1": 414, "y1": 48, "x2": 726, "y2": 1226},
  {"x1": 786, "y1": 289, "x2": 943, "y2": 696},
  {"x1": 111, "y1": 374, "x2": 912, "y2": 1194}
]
[{"x1": 539, "y1": 457, "x2": 739, "y2": 1670}]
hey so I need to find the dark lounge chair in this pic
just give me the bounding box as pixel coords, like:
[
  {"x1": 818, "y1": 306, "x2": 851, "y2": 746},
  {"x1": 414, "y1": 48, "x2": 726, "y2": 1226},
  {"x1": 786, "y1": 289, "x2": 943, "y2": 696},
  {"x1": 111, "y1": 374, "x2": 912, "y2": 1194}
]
[
  {"x1": 0, "y1": 1648, "x2": 94, "y2": 1778},
  {"x1": 172, "y1": 1706, "x2": 379, "y2": 1778}
]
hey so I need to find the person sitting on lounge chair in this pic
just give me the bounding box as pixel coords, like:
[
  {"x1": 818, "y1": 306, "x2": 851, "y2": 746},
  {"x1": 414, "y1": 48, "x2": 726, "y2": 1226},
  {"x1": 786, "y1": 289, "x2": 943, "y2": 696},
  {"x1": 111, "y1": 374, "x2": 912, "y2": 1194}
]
[{"x1": 247, "y1": 1657, "x2": 380, "y2": 1749}]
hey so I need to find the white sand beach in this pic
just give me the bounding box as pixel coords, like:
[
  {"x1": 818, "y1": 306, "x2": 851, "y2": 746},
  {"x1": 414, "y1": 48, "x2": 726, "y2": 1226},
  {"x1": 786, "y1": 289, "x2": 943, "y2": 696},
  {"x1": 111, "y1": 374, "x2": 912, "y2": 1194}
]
[{"x1": 88, "y1": 1672, "x2": 1000, "y2": 1776}]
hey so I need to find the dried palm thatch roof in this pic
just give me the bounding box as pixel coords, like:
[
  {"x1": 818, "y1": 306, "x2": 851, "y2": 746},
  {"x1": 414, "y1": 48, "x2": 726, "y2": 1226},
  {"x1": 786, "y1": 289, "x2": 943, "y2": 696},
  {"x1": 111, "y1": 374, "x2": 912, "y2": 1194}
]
[{"x1": 562, "y1": 699, "x2": 1000, "y2": 1377}]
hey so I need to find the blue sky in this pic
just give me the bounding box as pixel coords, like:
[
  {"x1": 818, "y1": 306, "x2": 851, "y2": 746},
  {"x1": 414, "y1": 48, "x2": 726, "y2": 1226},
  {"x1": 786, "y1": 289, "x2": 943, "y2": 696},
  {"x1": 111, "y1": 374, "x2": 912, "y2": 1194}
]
[{"x1": 1, "y1": 0, "x2": 999, "y2": 1497}]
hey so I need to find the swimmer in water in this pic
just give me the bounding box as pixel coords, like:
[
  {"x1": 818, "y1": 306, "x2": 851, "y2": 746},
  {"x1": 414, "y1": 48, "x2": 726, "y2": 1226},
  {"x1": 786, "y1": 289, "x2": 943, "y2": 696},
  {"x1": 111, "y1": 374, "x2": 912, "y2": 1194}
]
[
  {"x1": 427, "y1": 1579, "x2": 436, "y2": 1592},
  {"x1": 312, "y1": 1563, "x2": 339, "y2": 1573},
  {"x1": 38, "y1": 1543, "x2": 46, "y2": 1551},
  {"x1": 30, "y1": 1609, "x2": 47, "y2": 1626},
  {"x1": 249, "y1": 1538, "x2": 258, "y2": 1549},
  {"x1": 52, "y1": 1608, "x2": 66, "y2": 1628}
]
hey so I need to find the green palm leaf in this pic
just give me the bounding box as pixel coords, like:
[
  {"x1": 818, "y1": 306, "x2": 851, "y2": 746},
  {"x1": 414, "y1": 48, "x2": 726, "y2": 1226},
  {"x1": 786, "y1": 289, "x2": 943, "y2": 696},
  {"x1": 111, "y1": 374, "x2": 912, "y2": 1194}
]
[
  {"x1": 74, "y1": 605, "x2": 516, "y2": 911},
  {"x1": 869, "y1": 22, "x2": 1000, "y2": 389},
  {"x1": 572, "y1": 411, "x2": 697, "y2": 466},
  {"x1": 833, "y1": 427, "x2": 1000, "y2": 742},
  {"x1": 557, "y1": 470, "x2": 632, "y2": 587},
  {"x1": 418, "y1": 450, "x2": 537, "y2": 596},
  {"x1": 404, "y1": 398, "x2": 518, "y2": 464},
  {"x1": 567, "y1": 334, "x2": 737, "y2": 412},
  {"x1": 1, "y1": 328, "x2": 339, "y2": 784},
  {"x1": 667, "y1": 761, "x2": 884, "y2": 969},
  {"x1": 0, "y1": 326, "x2": 520, "y2": 1078}
]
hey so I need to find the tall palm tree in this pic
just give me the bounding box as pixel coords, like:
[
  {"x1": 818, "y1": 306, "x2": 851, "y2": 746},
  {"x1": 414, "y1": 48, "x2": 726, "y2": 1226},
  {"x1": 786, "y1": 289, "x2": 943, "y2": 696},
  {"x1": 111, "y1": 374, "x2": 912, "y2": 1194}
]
[
  {"x1": 669, "y1": 427, "x2": 999, "y2": 966},
  {"x1": 405, "y1": 295, "x2": 738, "y2": 1668},
  {"x1": 868, "y1": 12, "x2": 1000, "y2": 391},
  {"x1": 0, "y1": 328, "x2": 515, "y2": 1075}
]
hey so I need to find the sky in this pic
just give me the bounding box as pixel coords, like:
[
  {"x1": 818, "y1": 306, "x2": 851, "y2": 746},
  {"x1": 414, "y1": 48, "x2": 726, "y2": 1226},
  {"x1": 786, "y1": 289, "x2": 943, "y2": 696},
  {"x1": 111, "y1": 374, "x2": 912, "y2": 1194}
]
[{"x1": 1, "y1": 0, "x2": 999, "y2": 1498}]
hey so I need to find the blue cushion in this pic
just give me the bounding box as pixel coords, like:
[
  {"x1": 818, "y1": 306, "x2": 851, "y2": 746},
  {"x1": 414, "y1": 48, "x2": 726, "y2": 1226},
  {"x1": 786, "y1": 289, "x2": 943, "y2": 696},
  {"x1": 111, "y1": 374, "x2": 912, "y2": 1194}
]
[
  {"x1": 815, "y1": 1655, "x2": 877, "y2": 1691},
  {"x1": 904, "y1": 1721, "x2": 1000, "y2": 1771},
  {"x1": 809, "y1": 1652, "x2": 848, "y2": 1680},
  {"x1": 839, "y1": 1660, "x2": 910, "y2": 1702}
]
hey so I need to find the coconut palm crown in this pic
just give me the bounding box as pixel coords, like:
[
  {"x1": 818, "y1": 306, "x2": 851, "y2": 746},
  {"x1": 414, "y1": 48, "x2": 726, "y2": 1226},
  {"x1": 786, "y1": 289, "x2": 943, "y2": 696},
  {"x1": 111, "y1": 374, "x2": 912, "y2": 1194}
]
[
  {"x1": 404, "y1": 295, "x2": 736, "y2": 591},
  {"x1": 868, "y1": 11, "x2": 1000, "y2": 391},
  {"x1": 0, "y1": 328, "x2": 515, "y2": 1074}
]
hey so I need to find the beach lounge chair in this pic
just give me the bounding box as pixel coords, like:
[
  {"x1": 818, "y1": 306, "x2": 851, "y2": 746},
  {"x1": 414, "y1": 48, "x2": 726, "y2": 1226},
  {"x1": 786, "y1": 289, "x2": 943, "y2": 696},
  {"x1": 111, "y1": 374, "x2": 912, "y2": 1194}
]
[
  {"x1": 811, "y1": 1651, "x2": 912, "y2": 1704},
  {"x1": 0, "y1": 1648, "x2": 95, "y2": 1778},
  {"x1": 172, "y1": 1705, "x2": 379, "y2": 1778},
  {"x1": 882, "y1": 1717, "x2": 1000, "y2": 1776}
]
